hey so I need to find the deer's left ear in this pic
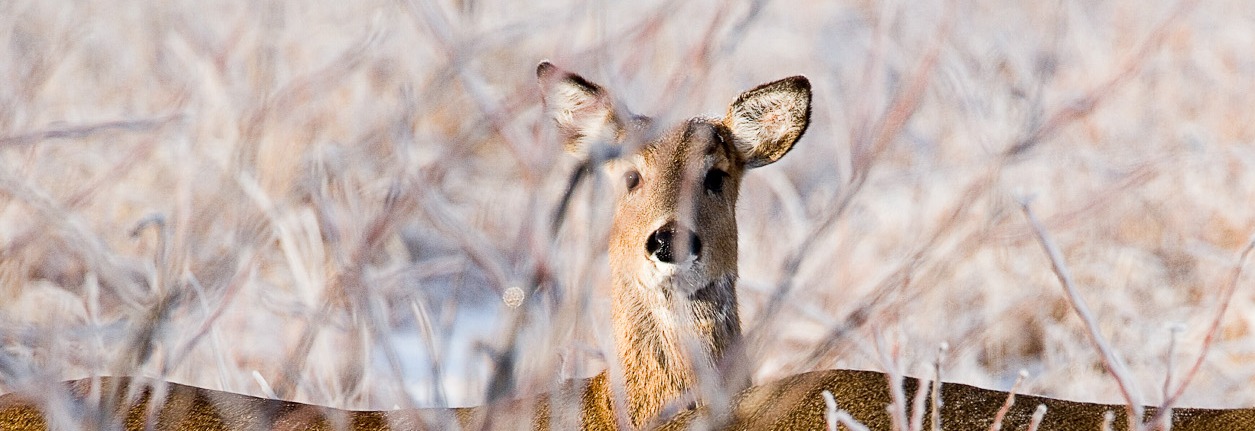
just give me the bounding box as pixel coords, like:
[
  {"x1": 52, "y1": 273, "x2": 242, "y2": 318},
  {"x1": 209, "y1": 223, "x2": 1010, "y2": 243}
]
[{"x1": 724, "y1": 76, "x2": 811, "y2": 168}]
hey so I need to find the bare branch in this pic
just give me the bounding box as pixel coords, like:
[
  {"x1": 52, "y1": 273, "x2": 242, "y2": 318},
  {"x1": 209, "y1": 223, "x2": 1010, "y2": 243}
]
[
  {"x1": 910, "y1": 376, "x2": 929, "y2": 431},
  {"x1": 876, "y1": 332, "x2": 909, "y2": 431},
  {"x1": 824, "y1": 390, "x2": 873, "y2": 431},
  {"x1": 989, "y1": 370, "x2": 1028, "y2": 431},
  {"x1": 1005, "y1": 0, "x2": 1200, "y2": 157},
  {"x1": 1026, "y1": 404, "x2": 1048, "y2": 431},
  {"x1": 1145, "y1": 235, "x2": 1255, "y2": 426},
  {"x1": 1020, "y1": 200, "x2": 1145, "y2": 429},
  {"x1": 0, "y1": 114, "x2": 182, "y2": 148}
]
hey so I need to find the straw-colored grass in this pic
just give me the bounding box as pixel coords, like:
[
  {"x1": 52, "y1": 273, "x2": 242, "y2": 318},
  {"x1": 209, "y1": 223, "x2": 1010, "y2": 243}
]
[{"x1": 2, "y1": 0, "x2": 1254, "y2": 423}]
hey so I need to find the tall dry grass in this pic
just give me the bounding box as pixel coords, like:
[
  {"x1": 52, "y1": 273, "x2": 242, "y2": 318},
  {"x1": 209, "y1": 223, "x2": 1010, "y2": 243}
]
[{"x1": 1, "y1": 0, "x2": 1254, "y2": 422}]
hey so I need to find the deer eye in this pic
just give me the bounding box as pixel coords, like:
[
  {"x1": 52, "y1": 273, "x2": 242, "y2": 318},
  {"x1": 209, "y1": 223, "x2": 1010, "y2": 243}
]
[
  {"x1": 703, "y1": 169, "x2": 728, "y2": 194},
  {"x1": 624, "y1": 170, "x2": 641, "y2": 191}
]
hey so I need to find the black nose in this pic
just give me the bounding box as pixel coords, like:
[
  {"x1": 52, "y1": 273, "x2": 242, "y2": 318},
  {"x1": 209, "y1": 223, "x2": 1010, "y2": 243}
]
[{"x1": 645, "y1": 222, "x2": 702, "y2": 263}]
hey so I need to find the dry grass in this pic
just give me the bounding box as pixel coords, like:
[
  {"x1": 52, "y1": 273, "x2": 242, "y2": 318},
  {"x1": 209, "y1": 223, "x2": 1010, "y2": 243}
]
[{"x1": 2, "y1": 0, "x2": 1255, "y2": 422}]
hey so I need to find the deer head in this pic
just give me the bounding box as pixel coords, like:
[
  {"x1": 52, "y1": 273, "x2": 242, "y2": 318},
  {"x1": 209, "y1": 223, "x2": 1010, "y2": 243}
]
[{"x1": 538, "y1": 61, "x2": 811, "y2": 426}]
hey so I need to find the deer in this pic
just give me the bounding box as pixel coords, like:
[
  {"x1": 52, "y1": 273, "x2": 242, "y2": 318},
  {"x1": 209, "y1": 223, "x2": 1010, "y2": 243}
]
[{"x1": 3, "y1": 62, "x2": 1255, "y2": 430}]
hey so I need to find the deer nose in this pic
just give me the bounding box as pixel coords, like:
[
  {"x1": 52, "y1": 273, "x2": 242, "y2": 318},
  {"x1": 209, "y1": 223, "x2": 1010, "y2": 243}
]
[{"x1": 645, "y1": 221, "x2": 702, "y2": 264}]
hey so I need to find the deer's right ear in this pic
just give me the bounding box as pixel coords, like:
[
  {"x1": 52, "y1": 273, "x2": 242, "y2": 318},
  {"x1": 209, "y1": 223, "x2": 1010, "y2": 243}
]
[{"x1": 538, "y1": 62, "x2": 623, "y2": 156}]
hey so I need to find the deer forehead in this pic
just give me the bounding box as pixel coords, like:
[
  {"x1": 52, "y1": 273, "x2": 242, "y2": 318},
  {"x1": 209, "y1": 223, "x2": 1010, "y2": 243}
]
[{"x1": 633, "y1": 119, "x2": 742, "y2": 178}]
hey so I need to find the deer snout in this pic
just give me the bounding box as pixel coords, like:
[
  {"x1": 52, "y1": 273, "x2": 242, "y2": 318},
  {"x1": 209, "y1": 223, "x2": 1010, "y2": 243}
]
[{"x1": 645, "y1": 221, "x2": 702, "y2": 264}]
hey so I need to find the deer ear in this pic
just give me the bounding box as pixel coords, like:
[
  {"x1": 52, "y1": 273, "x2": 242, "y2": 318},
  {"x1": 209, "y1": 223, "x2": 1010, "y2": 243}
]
[
  {"x1": 537, "y1": 62, "x2": 623, "y2": 156},
  {"x1": 725, "y1": 76, "x2": 811, "y2": 168}
]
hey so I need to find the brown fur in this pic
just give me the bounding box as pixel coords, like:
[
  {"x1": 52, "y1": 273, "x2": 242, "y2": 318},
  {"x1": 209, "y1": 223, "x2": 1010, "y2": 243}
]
[{"x1": 540, "y1": 61, "x2": 811, "y2": 426}]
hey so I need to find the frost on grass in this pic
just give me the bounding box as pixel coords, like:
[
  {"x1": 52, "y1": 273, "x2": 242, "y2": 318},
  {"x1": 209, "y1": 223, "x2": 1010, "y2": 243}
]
[{"x1": 1, "y1": 0, "x2": 1253, "y2": 420}]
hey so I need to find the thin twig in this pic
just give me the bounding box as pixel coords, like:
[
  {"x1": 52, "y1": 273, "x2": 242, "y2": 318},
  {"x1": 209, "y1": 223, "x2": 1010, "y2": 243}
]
[
  {"x1": 909, "y1": 377, "x2": 929, "y2": 431},
  {"x1": 1005, "y1": 0, "x2": 1200, "y2": 157},
  {"x1": 822, "y1": 389, "x2": 873, "y2": 431},
  {"x1": 823, "y1": 390, "x2": 839, "y2": 431},
  {"x1": 1155, "y1": 325, "x2": 1183, "y2": 431},
  {"x1": 1026, "y1": 404, "x2": 1048, "y2": 431},
  {"x1": 1145, "y1": 235, "x2": 1255, "y2": 426},
  {"x1": 1162, "y1": 326, "x2": 1180, "y2": 401},
  {"x1": 931, "y1": 343, "x2": 946, "y2": 431},
  {"x1": 798, "y1": 165, "x2": 999, "y2": 369},
  {"x1": 0, "y1": 114, "x2": 182, "y2": 148},
  {"x1": 858, "y1": 0, "x2": 956, "y2": 182},
  {"x1": 989, "y1": 370, "x2": 1028, "y2": 431},
  {"x1": 876, "y1": 332, "x2": 909, "y2": 431},
  {"x1": 1102, "y1": 410, "x2": 1117, "y2": 431},
  {"x1": 165, "y1": 251, "x2": 256, "y2": 375},
  {"x1": 1020, "y1": 200, "x2": 1145, "y2": 429},
  {"x1": 748, "y1": 0, "x2": 958, "y2": 343},
  {"x1": 412, "y1": 175, "x2": 511, "y2": 293}
]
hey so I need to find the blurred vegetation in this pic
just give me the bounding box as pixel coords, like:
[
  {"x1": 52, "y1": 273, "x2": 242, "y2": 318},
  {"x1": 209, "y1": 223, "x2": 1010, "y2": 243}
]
[{"x1": 1, "y1": 0, "x2": 1253, "y2": 413}]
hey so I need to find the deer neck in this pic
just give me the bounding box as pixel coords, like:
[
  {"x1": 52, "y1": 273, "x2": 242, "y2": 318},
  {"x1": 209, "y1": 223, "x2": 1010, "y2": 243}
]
[{"x1": 608, "y1": 262, "x2": 743, "y2": 426}]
